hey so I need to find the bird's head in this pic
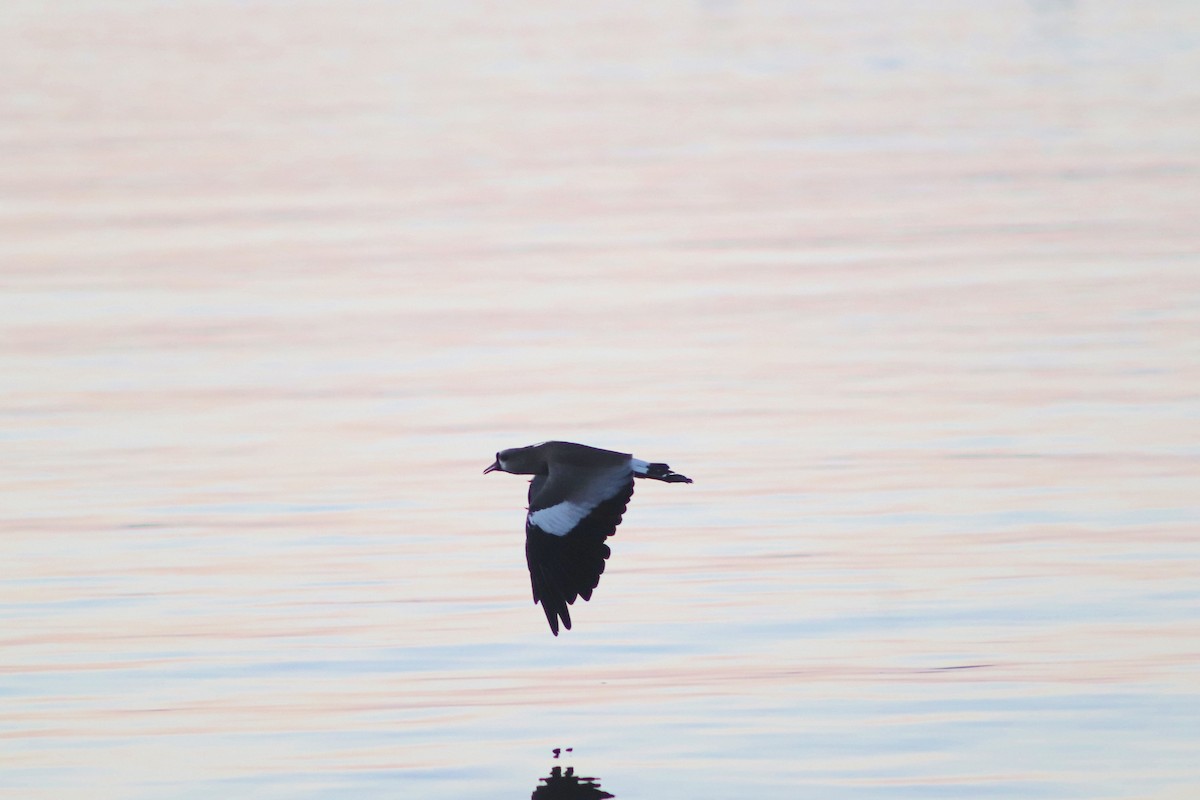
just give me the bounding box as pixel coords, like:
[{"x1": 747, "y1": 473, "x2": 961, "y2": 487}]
[
  {"x1": 483, "y1": 449, "x2": 511, "y2": 475},
  {"x1": 484, "y1": 446, "x2": 542, "y2": 476}
]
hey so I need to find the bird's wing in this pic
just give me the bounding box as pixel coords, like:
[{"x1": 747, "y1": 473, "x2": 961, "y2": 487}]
[{"x1": 524, "y1": 463, "x2": 634, "y2": 635}]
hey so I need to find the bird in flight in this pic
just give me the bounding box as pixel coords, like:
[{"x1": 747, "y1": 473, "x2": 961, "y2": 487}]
[{"x1": 484, "y1": 441, "x2": 692, "y2": 635}]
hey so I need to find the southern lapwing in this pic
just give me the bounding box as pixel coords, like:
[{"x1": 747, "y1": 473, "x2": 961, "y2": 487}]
[{"x1": 484, "y1": 441, "x2": 692, "y2": 635}]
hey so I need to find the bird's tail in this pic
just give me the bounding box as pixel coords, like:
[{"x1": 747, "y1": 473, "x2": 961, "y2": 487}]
[{"x1": 632, "y1": 459, "x2": 693, "y2": 484}]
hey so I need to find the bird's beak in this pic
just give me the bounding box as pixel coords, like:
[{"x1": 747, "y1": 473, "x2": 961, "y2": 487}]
[{"x1": 483, "y1": 459, "x2": 500, "y2": 475}]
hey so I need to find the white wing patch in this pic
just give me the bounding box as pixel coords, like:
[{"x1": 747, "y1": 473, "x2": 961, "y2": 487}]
[{"x1": 528, "y1": 501, "x2": 593, "y2": 537}]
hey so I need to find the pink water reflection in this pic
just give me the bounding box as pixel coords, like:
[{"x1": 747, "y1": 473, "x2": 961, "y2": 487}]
[{"x1": 3, "y1": 1, "x2": 1199, "y2": 798}]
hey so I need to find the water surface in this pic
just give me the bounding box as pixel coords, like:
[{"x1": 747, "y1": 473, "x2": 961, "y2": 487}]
[{"x1": 3, "y1": 1, "x2": 1199, "y2": 798}]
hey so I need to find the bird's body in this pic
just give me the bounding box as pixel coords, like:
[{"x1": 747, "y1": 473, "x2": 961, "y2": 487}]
[{"x1": 484, "y1": 441, "x2": 692, "y2": 635}]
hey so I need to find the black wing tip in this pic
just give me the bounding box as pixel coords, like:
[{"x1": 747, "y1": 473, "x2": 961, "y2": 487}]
[
  {"x1": 547, "y1": 615, "x2": 569, "y2": 637},
  {"x1": 542, "y1": 599, "x2": 571, "y2": 636}
]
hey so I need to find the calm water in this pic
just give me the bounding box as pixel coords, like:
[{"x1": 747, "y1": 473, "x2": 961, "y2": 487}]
[{"x1": 3, "y1": 1, "x2": 1199, "y2": 798}]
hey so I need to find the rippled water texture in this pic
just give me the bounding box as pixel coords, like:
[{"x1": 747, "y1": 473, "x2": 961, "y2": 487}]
[{"x1": 3, "y1": 1, "x2": 1199, "y2": 798}]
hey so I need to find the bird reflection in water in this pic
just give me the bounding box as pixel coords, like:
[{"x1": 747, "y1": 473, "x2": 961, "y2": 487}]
[{"x1": 531, "y1": 748, "x2": 614, "y2": 799}]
